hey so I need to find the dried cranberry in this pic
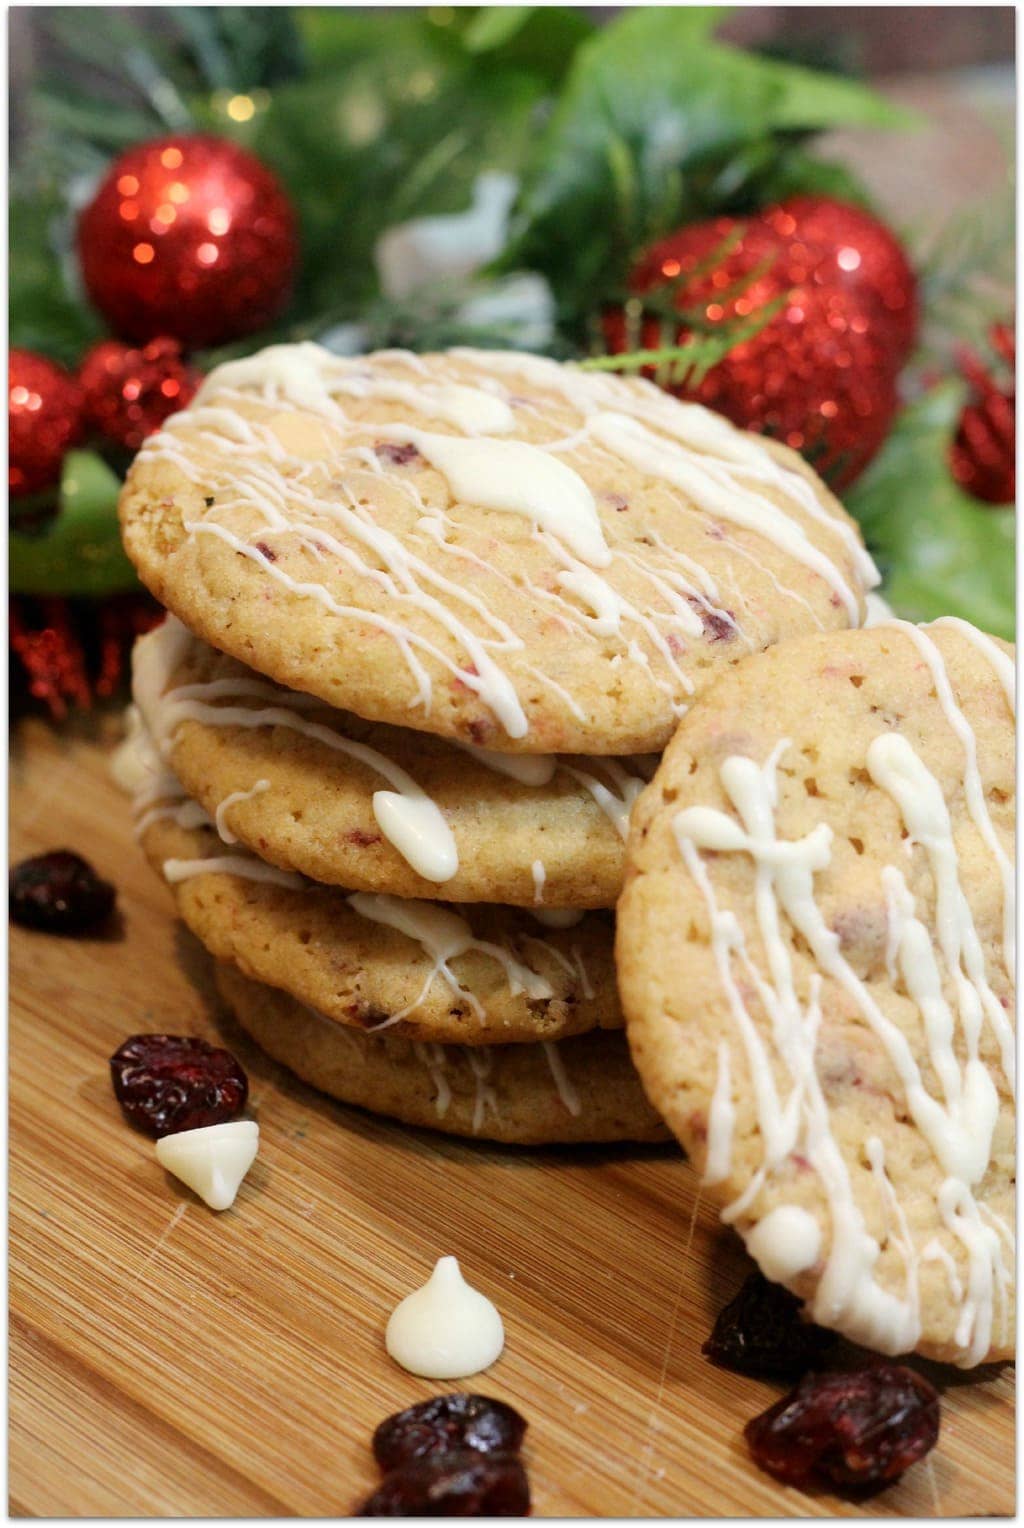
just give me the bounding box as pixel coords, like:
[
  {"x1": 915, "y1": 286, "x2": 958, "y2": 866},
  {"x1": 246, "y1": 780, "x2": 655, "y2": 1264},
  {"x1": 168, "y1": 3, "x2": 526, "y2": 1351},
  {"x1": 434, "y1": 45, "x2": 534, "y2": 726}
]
[
  {"x1": 703, "y1": 1272, "x2": 837, "y2": 1380},
  {"x1": 745, "y1": 1364, "x2": 940, "y2": 1490},
  {"x1": 110, "y1": 1034, "x2": 248, "y2": 1137},
  {"x1": 375, "y1": 441, "x2": 420, "y2": 467},
  {"x1": 688, "y1": 598, "x2": 737, "y2": 642},
  {"x1": 10, "y1": 850, "x2": 116, "y2": 934},
  {"x1": 358, "y1": 1452, "x2": 529, "y2": 1517},
  {"x1": 373, "y1": 1394, "x2": 527, "y2": 1471}
]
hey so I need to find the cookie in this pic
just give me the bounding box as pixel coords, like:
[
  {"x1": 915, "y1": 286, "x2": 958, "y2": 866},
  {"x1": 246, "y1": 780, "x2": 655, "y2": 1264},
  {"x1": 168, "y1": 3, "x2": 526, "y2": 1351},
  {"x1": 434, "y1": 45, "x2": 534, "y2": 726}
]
[
  {"x1": 132, "y1": 618, "x2": 655, "y2": 908},
  {"x1": 215, "y1": 962, "x2": 668, "y2": 1146},
  {"x1": 617, "y1": 617, "x2": 1014, "y2": 1365},
  {"x1": 120, "y1": 344, "x2": 877, "y2": 757},
  {"x1": 137, "y1": 807, "x2": 622, "y2": 1046}
]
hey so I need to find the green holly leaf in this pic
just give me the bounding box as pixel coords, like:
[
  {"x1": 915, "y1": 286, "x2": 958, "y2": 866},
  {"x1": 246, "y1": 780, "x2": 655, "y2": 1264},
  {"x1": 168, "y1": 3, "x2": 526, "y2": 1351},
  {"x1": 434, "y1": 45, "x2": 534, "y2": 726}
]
[
  {"x1": 846, "y1": 384, "x2": 1015, "y2": 639},
  {"x1": 504, "y1": 7, "x2": 912, "y2": 322},
  {"x1": 10, "y1": 450, "x2": 138, "y2": 597}
]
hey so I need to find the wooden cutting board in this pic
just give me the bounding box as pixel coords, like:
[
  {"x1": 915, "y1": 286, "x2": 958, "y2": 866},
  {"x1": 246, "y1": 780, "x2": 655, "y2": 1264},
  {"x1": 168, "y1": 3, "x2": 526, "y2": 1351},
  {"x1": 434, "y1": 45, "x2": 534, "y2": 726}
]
[{"x1": 9, "y1": 715, "x2": 1015, "y2": 1518}]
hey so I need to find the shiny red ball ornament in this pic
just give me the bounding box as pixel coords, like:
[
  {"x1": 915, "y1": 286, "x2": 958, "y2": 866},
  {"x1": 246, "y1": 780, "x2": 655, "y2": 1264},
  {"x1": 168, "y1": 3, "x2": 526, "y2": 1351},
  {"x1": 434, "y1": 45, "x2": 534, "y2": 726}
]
[
  {"x1": 9, "y1": 350, "x2": 85, "y2": 499},
  {"x1": 608, "y1": 196, "x2": 918, "y2": 489},
  {"x1": 949, "y1": 322, "x2": 1015, "y2": 505},
  {"x1": 80, "y1": 337, "x2": 200, "y2": 451},
  {"x1": 77, "y1": 134, "x2": 298, "y2": 349}
]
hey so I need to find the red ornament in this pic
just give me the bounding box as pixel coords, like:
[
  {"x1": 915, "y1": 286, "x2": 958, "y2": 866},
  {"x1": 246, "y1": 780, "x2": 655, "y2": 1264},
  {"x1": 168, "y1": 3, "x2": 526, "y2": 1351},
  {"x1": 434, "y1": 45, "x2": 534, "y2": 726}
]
[
  {"x1": 9, "y1": 350, "x2": 84, "y2": 498},
  {"x1": 607, "y1": 196, "x2": 918, "y2": 489},
  {"x1": 9, "y1": 597, "x2": 92, "y2": 718},
  {"x1": 77, "y1": 134, "x2": 298, "y2": 349},
  {"x1": 80, "y1": 337, "x2": 200, "y2": 451},
  {"x1": 949, "y1": 322, "x2": 1015, "y2": 505},
  {"x1": 10, "y1": 593, "x2": 161, "y2": 720}
]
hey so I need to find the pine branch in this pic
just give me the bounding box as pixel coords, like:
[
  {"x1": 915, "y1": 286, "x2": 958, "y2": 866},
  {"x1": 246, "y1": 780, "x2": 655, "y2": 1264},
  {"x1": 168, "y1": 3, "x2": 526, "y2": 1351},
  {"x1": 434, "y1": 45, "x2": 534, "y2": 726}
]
[{"x1": 580, "y1": 293, "x2": 785, "y2": 389}]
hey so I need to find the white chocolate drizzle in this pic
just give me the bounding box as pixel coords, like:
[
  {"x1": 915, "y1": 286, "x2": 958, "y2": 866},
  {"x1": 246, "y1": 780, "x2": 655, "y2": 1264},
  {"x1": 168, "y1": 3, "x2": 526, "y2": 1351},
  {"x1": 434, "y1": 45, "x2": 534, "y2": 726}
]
[
  {"x1": 345, "y1": 892, "x2": 554, "y2": 1024},
  {"x1": 672, "y1": 709, "x2": 1013, "y2": 1365},
  {"x1": 133, "y1": 620, "x2": 459, "y2": 884},
  {"x1": 215, "y1": 780, "x2": 271, "y2": 845},
  {"x1": 584, "y1": 411, "x2": 862, "y2": 621},
  {"x1": 163, "y1": 853, "x2": 305, "y2": 889},
  {"x1": 144, "y1": 344, "x2": 870, "y2": 742},
  {"x1": 542, "y1": 1040, "x2": 582, "y2": 1116},
  {"x1": 413, "y1": 1042, "x2": 453, "y2": 1118},
  {"x1": 563, "y1": 761, "x2": 647, "y2": 842},
  {"x1": 881, "y1": 619, "x2": 1015, "y2": 986},
  {"x1": 931, "y1": 617, "x2": 1015, "y2": 714}
]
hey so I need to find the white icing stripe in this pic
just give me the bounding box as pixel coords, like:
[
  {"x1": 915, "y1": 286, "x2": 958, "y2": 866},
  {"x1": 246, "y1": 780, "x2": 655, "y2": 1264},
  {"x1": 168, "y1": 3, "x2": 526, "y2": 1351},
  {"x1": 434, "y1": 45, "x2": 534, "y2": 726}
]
[
  {"x1": 587, "y1": 412, "x2": 861, "y2": 622},
  {"x1": 215, "y1": 780, "x2": 271, "y2": 845},
  {"x1": 563, "y1": 762, "x2": 646, "y2": 842},
  {"x1": 459, "y1": 744, "x2": 557, "y2": 786},
  {"x1": 542, "y1": 1041, "x2": 582, "y2": 1116},
  {"x1": 410, "y1": 1030, "x2": 583, "y2": 1128},
  {"x1": 673, "y1": 739, "x2": 1012, "y2": 1365},
  {"x1": 346, "y1": 892, "x2": 554, "y2": 1024},
  {"x1": 868, "y1": 737, "x2": 1013, "y2": 1095},
  {"x1": 531, "y1": 858, "x2": 545, "y2": 905},
  {"x1": 377, "y1": 425, "x2": 610, "y2": 569},
  {"x1": 883, "y1": 619, "x2": 1014, "y2": 985},
  {"x1": 163, "y1": 854, "x2": 304, "y2": 889},
  {"x1": 932, "y1": 616, "x2": 1015, "y2": 715},
  {"x1": 466, "y1": 1047, "x2": 498, "y2": 1133},
  {"x1": 134, "y1": 796, "x2": 212, "y2": 840},
  {"x1": 333, "y1": 377, "x2": 516, "y2": 436},
  {"x1": 152, "y1": 344, "x2": 870, "y2": 743},
  {"x1": 133, "y1": 621, "x2": 459, "y2": 885},
  {"x1": 413, "y1": 1042, "x2": 453, "y2": 1118},
  {"x1": 703, "y1": 1041, "x2": 735, "y2": 1186}
]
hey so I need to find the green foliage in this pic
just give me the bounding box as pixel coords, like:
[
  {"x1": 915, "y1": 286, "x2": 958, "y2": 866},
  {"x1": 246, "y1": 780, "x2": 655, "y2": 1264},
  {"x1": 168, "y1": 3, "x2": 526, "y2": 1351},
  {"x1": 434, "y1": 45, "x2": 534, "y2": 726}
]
[
  {"x1": 503, "y1": 6, "x2": 910, "y2": 324},
  {"x1": 11, "y1": 451, "x2": 137, "y2": 597},
  {"x1": 13, "y1": 4, "x2": 904, "y2": 363},
  {"x1": 15, "y1": 3, "x2": 1003, "y2": 626},
  {"x1": 9, "y1": 187, "x2": 104, "y2": 364},
  {"x1": 846, "y1": 384, "x2": 1014, "y2": 639}
]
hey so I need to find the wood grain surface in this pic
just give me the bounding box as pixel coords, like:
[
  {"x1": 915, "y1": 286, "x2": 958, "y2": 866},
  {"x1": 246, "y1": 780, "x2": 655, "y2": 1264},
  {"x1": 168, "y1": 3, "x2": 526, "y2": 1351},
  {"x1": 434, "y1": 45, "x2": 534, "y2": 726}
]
[{"x1": 9, "y1": 715, "x2": 1015, "y2": 1518}]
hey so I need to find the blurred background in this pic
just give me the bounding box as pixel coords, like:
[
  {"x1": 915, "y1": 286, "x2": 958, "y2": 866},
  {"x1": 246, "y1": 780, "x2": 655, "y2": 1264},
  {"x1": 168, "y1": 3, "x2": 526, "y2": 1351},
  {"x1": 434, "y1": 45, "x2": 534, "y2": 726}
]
[{"x1": 10, "y1": 5, "x2": 1015, "y2": 225}]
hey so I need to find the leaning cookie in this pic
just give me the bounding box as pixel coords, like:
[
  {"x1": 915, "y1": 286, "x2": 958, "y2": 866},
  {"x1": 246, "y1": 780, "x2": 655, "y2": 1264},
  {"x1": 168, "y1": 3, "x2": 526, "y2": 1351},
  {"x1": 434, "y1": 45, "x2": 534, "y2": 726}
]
[
  {"x1": 131, "y1": 618, "x2": 654, "y2": 908},
  {"x1": 617, "y1": 617, "x2": 1014, "y2": 1366},
  {"x1": 215, "y1": 962, "x2": 668, "y2": 1146},
  {"x1": 120, "y1": 344, "x2": 877, "y2": 757},
  {"x1": 137, "y1": 810, "x2": 621, "y2": 1046}
]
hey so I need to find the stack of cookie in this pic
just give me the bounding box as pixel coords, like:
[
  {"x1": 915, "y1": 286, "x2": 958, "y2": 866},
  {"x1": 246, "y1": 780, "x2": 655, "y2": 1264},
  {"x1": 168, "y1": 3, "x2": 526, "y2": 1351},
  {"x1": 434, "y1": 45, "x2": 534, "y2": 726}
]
[{"x1": 119, "y1": 343, "x2": 876, "y2": 1146}]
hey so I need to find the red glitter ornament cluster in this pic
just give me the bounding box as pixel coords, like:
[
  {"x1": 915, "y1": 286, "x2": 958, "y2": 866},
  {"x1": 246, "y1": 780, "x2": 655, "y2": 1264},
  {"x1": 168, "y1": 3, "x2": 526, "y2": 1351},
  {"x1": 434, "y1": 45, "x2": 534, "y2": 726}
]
[
  {"x1": 11, "y1": 594, "x2": 161, "y2": 721},
  {"x1": 607, "y1": 196, "x2": 918, "y2": 489},
  {"x1": 949, "y1": 322, "x2": 1015, "y2": 505},
  {"x1": 9, "y1": 350, "x2": 84, "y2": 498},
  {"x1": 80, "y1": 337, "x2": 200, "y2": 451},
  {"x1": 77, "y1": 133, "x2": 298, "y2": 350}
]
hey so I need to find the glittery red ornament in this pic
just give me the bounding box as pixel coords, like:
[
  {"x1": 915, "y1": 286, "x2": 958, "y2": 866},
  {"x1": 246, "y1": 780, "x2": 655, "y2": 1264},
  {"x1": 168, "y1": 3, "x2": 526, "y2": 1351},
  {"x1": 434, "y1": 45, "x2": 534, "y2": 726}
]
[
  {"x1": 949, "y1": 323, "x2": 1015, "y2": 505},
  {"x1": 607, "y1": 196, "x2": 918, "y2": 489},
  {"x1": 80, "y1": 337, "x2": 200, "y2": 451},
  {"x1": 77, "y1": 134, "x2": 298, "y2": 349},
  {"x1": 10, "y1": 593, "x2": 161, "y2": 720},
  {"x1": 9, "y1": 350, "x2": 85, "y2": 498}
]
